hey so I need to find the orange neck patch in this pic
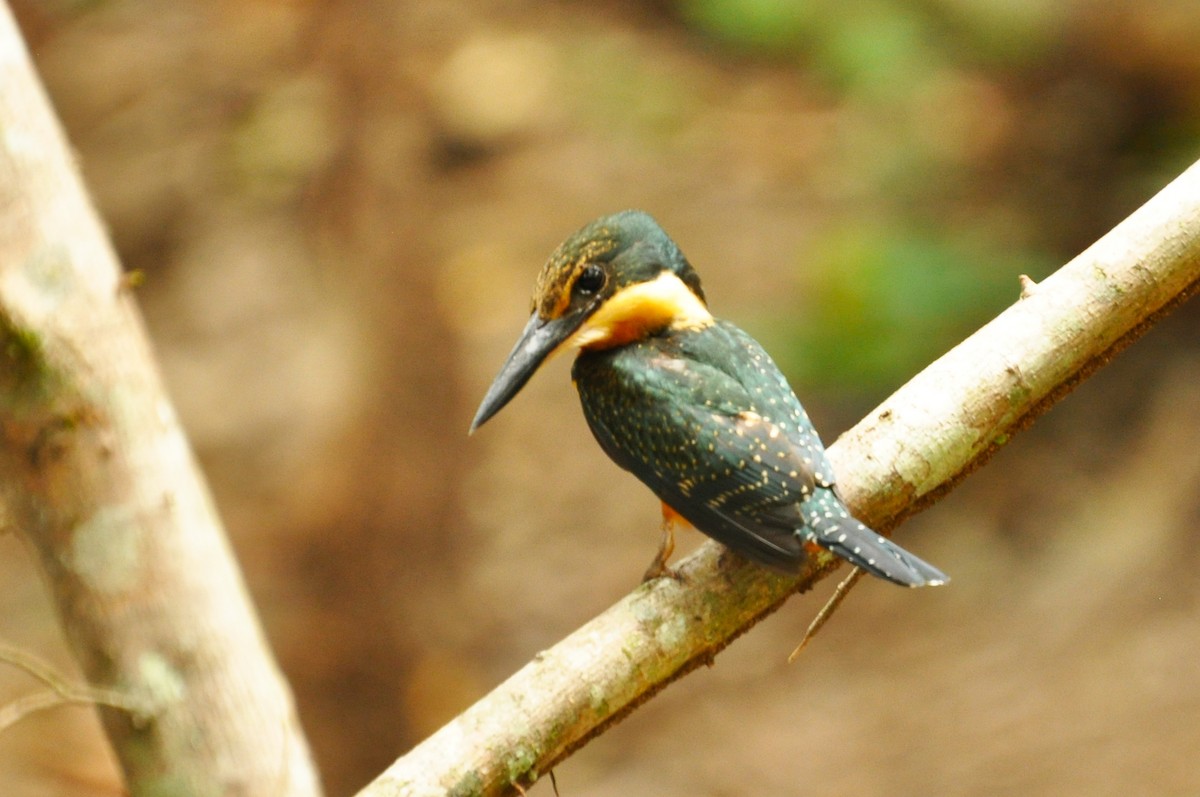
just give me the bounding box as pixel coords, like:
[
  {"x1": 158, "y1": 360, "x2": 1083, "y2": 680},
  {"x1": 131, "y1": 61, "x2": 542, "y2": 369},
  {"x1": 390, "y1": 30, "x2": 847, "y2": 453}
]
[{"x1": 567, "y1": 271, "x2": 713, "y2": 351}]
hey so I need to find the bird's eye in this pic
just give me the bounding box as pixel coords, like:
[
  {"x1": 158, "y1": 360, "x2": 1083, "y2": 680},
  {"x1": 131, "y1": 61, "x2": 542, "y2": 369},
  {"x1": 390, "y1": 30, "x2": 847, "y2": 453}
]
[{"x1": 575, "y1": 264, "x2": 605, "y2": 295}]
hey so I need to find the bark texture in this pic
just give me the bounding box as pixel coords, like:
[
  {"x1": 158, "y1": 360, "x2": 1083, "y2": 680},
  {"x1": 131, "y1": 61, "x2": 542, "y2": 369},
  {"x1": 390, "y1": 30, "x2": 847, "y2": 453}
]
[{"x1": 0, "y1": 6, "x2": 322, "y2": 795}]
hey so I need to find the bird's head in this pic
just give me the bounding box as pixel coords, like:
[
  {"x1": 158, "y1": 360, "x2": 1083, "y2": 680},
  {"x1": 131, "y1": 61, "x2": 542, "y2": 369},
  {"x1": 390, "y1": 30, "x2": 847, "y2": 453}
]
[{"x1": 470, "y1": 210, "x2": 711, "y2": 432}]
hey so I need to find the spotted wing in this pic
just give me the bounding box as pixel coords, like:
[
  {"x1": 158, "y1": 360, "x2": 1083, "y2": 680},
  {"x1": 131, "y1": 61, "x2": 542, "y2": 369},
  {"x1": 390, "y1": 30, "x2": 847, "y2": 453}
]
[{"x1": 573, "y1": 336, "x2": 827, "y2": 571}]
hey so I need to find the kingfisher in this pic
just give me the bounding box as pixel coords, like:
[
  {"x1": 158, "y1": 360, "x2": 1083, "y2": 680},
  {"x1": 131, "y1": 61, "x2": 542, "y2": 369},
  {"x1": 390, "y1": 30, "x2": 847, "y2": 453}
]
[{"x1": 470, "y1": 211, "x2": 946, "y2": 587}]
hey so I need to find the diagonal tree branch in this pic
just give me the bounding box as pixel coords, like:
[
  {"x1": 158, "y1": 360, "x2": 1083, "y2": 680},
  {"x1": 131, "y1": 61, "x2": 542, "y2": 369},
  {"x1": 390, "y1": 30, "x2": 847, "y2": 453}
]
[
  {"x1": 358, "y1": 158, "x2": 1200, "y2": 796},
  {"x1": 0, "y1": 5, "x2": 322, "y2": 795}
]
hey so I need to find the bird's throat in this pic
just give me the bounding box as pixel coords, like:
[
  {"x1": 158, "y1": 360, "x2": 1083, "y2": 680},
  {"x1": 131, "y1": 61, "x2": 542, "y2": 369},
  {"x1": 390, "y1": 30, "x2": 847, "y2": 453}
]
[{"x1": 566, "y1": 271, "x2": 714, "y2": 351}]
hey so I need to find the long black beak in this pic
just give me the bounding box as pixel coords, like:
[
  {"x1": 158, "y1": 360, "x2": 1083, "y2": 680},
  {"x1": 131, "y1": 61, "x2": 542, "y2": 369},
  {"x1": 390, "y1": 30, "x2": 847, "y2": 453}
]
[{"x1": 469, "y1": 311, "x2": 584, "y2": 433}]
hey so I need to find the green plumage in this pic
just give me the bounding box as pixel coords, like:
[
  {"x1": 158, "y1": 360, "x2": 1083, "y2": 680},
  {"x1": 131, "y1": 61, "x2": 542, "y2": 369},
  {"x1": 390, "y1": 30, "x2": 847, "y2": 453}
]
[
  {"x1": 573, "y1": 320, "x2": 945, "y2": 585},
  {"x1": 472, "y1": 210, "x2": 946, "y2": 587}
]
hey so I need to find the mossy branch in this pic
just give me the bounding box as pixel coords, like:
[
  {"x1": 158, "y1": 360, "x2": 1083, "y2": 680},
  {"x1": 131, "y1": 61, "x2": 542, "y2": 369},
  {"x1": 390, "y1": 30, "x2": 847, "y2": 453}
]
[
  {"x1": 357, "y1": 161, "x2": 1200, "y2": 797},
  {"x1": 0, "y1": 6, "x2": 322, "y2": 795}
]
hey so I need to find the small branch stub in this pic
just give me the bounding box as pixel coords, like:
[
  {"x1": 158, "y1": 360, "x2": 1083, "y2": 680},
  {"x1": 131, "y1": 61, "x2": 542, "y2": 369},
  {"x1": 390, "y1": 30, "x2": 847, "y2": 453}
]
[{"x1": 1019, "y1": 273, "x2": 1039, "y2": 298}]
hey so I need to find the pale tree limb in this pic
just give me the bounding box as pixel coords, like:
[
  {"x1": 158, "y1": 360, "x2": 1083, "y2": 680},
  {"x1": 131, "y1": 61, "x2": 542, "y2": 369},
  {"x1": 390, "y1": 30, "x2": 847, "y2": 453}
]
[
  {"x1": 0, "y1": 5, "x2": 322, "y2": 796},
  {"x1": 360, "y1": 160, "x2": 1200, "y2": 797}
]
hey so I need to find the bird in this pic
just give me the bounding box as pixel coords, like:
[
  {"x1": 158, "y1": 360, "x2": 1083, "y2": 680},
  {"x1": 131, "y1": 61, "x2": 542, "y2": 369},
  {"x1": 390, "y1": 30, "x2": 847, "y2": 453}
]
[{"x1": 470, "y1": 210, "x2": 947, "y2": 588}]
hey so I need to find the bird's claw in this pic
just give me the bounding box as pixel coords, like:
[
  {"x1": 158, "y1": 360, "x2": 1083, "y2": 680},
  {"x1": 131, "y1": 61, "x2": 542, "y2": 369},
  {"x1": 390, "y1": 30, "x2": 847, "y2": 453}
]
[{"x1": 641, "y1": 560, "x2": 686, "y2": 584}]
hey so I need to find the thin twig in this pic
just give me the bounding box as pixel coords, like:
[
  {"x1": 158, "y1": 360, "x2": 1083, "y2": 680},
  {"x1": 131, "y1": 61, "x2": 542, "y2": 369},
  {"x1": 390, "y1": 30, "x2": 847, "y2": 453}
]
[
  {"x1": 788, "y1": 567, "x2": 865, "y2": 663},
  {"x1": 0, "y1": 644, "x2": 147, "y2": 733}
]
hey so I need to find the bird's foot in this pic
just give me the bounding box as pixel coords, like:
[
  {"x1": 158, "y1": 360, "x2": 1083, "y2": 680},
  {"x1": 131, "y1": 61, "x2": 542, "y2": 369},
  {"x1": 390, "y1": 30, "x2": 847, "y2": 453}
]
[
  {"x1": 641, "y1": 559, "x2": 686, "y2": 584},
  {"x1": 641, "y1": 513, "x2": 684, "y2": 583}
]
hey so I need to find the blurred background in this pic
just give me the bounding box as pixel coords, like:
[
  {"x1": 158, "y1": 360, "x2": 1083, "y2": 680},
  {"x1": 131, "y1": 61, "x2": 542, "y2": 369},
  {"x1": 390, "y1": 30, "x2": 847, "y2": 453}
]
[{"x1": 2, "y1": 1, "x2": 1199, "y2": 794}]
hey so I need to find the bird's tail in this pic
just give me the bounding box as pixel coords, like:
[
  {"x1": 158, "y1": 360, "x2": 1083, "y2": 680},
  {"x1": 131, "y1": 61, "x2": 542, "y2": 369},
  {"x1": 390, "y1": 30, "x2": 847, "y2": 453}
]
[{"x1": 800, "y1": 490, "x2": 947, "y2": 587}]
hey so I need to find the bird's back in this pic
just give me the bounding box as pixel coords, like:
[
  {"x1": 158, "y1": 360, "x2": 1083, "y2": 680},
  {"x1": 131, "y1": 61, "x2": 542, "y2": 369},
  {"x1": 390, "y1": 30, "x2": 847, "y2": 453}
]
[
  {"x1": 573, "y1": 319, "x2": 946, "y2": 586},
  {"x1": 572, "y1": 319, "x2": 833, "y2": 571}
]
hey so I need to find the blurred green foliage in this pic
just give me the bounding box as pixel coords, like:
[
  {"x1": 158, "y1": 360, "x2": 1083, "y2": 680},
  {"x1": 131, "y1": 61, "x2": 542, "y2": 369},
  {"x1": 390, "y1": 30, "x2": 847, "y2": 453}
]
[
  {"x1": 674, "y1": 0, "x2": 1194, "y2": 390},
  {"x1": 771, "y1": 220, "x2": 1054, "y2": 389},
  {"x1": 678, "y1": 0, "x2": 1061, "y2": 84}
]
